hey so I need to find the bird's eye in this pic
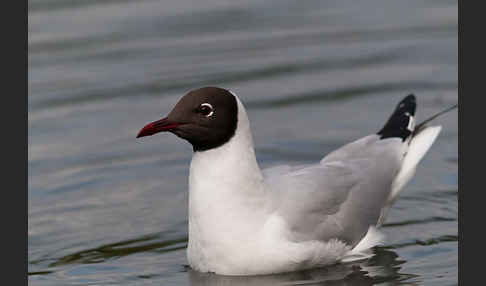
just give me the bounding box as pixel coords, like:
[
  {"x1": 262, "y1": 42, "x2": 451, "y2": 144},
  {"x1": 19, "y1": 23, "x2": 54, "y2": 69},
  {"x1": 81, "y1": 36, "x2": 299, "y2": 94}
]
[{"x1": 198, "y1": 103, "x2": 214, "y2": 117}]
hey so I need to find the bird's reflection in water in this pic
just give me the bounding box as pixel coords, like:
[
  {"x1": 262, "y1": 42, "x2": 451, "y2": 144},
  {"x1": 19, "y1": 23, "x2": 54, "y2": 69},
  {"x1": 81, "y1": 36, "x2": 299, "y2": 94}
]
[{"x1": 188, "y1": 248, "x2": 416, "y2": 286}]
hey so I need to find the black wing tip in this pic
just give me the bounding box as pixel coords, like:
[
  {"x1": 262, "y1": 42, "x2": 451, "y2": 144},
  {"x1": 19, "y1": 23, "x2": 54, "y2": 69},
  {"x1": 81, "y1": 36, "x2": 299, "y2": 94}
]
[
  {"x1": 403, "y1": 93, "x2": 416, "y2": 101},
  {"x1": 377, "y1": 94, "x2": 417, "y2": 141},
  {"x1": 398, "y1": 94, "x2": 416, "y2": 115}
]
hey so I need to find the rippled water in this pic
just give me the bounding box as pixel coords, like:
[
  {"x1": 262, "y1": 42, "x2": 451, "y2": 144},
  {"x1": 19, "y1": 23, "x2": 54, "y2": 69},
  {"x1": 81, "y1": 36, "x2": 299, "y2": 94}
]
[{"x1": 28, "y1": 0, "x2": 458, "y2": 285}]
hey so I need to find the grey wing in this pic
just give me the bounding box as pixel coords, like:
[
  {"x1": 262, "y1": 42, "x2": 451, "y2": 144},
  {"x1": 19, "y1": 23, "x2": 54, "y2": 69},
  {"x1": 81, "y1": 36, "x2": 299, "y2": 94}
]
[{"x1": 264, "y1": 135, "x2": 406, "y2": 246}]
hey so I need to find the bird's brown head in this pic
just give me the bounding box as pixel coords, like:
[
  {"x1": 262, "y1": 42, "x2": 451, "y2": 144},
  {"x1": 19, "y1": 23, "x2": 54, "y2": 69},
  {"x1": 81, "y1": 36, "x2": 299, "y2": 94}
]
[{"x1": 137, "y1": 87, "x2": 238, "y2": 151}]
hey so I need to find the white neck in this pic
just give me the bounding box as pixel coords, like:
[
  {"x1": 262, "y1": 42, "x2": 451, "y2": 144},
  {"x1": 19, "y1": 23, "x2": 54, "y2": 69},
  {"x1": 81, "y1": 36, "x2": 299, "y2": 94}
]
[
  {"x1": 187, "y1": 95, "x2": 267, "y2": 271},
  {"x1": 189, "y1": 96, "x2": 263, "y2": 188}
]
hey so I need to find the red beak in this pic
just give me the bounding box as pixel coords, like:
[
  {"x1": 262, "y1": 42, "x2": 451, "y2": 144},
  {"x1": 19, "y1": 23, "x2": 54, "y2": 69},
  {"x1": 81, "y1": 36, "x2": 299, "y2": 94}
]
[{"x1": 137, "y1": 117, "x2": 181, "y2": 138}]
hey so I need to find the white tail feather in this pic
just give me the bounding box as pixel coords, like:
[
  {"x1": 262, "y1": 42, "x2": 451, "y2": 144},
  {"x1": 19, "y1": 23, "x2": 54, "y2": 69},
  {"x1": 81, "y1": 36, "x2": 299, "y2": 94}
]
[{"x1": 378, "y1": 126, "x2": 442, "y2": 226}]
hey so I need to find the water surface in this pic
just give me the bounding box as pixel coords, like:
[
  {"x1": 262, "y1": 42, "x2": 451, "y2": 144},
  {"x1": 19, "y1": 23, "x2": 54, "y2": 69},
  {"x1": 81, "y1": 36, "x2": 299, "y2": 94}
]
[{"x1": 29, "y1": 0, "x2": 458, "y2": 285}]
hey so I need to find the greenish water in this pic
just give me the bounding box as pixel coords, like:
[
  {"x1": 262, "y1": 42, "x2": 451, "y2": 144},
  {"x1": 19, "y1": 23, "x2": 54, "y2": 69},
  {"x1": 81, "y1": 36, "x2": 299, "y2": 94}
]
[{"x1": 29, "y1": 0, "x2": 458, "y2": 285}]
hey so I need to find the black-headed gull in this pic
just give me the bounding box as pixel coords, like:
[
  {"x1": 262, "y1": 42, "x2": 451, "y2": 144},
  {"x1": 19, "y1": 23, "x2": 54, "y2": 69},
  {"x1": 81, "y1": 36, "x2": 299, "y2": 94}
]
[{"x1": 137, "y1": 87, "x2": 456, "y2": 275}]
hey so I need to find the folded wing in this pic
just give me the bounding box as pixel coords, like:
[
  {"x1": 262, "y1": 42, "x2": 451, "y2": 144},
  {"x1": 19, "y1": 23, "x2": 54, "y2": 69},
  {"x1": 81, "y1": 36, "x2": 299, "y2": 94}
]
[{"x1": 264, "y1": 135, "x2": 405, "y2": 247}]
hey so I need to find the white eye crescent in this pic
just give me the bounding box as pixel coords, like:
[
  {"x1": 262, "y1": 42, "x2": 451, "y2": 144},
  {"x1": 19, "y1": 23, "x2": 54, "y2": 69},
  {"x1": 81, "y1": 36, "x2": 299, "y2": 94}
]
[{"x1": 200, "y1": 103, "x2": 214, "y2": 117}]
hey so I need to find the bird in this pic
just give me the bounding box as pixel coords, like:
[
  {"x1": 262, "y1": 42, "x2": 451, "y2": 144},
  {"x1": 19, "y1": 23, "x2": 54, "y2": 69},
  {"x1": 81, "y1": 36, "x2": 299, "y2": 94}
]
[{"x1": 136, "y1": 87, "x2": 456, "y2": 276}]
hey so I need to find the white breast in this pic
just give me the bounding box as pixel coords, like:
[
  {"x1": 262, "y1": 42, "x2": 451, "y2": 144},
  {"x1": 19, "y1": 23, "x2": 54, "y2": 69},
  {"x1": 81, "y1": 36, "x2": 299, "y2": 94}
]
[{"x1": 187, "y1": 96, "x2": 267, "y2": 273}]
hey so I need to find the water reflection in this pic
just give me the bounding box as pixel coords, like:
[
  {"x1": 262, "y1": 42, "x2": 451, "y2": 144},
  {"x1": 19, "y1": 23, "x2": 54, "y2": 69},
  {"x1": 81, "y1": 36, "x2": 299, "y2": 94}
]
[
  {"x1": 47, "y1": 232, "x2": 188, "y2": 267},
  {"x1": 188, "y1": 248, "x2": 416, "y2": 286}
]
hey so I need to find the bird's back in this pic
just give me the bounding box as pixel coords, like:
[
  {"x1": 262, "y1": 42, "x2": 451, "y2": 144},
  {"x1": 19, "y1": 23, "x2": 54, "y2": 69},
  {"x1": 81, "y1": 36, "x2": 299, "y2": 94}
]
[
  {"x1": 264, "y1": 94, "x2": 443, "y2": 247},
  {"x1": 264, "y1": 134, "x2": 405, "y2": 246}
]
